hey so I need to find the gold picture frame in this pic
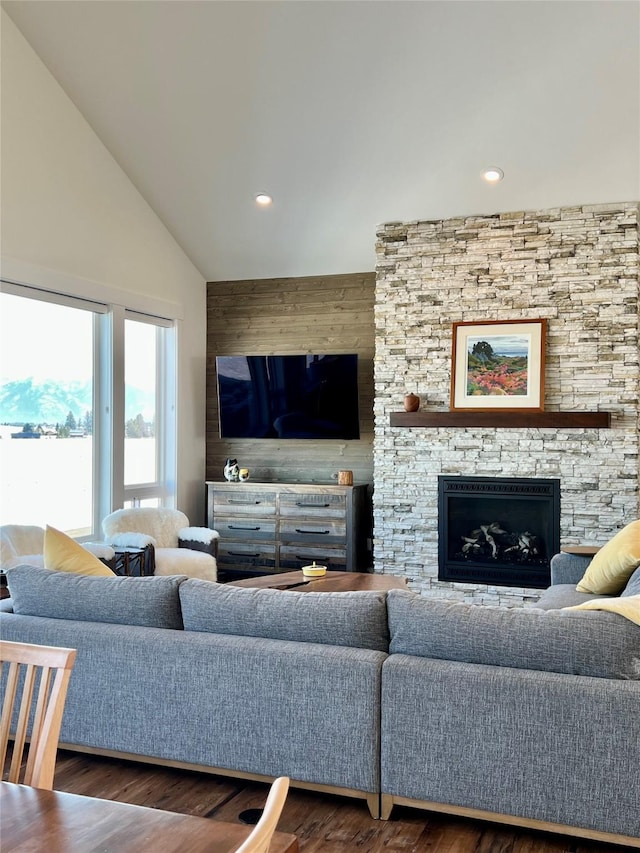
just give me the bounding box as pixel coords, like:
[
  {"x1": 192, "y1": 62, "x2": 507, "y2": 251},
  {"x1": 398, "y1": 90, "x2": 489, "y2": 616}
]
[{"x1": 450, "y1": 319, "x2": 547, "y2": 412}]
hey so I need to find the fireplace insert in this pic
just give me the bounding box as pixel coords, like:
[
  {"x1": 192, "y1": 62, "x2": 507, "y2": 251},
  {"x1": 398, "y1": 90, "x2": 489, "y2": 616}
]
[{"x1": 438, "y1": 475, "x2": 560, "y2": 588}]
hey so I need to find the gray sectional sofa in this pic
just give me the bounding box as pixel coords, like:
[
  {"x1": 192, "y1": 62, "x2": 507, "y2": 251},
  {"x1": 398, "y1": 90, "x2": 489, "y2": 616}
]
[
  {"x1": 380, "y1": 555, "x2": 640, "y2": 847},
  {"x1": 1, "y1": 557, "x2": 639, "y2": 848}
]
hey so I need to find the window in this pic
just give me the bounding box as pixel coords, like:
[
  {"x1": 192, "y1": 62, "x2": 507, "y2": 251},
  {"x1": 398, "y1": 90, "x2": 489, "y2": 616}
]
[
  {"x1": 123, "y1": 313, "x2": 175, "y2": 508},
  {"x1": 0, "y1": 283, "x2": 176, "y2": 538}
]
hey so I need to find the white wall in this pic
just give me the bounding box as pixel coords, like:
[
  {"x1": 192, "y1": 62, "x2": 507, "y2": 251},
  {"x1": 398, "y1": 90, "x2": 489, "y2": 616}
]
[{"x1": 0, "y1": 11, "x2": 207, "y2": 523}]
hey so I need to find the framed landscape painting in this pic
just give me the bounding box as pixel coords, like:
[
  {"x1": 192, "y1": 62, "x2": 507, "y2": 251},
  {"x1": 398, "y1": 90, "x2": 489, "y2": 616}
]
[{"x1": 450, "y1": 319, "x2": 546, "y2": 411}]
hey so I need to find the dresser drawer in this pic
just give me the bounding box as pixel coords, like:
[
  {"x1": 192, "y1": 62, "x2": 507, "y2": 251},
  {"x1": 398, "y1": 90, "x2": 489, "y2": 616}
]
[
  {"x1": 279, "y1": 491, "x2": 346, "y2": 519},
  {"x1": 212, "y1": 489, "x2": 277, "y2": 517},
  {"x1": 217, "y1": 542, "x2": 277, "y2": 572},
  {"x1": 279, "y1": 545, "x2": 347, "y2": 572},
  {"x1": 216, "y1": 517, "x2": 276, "y2": 542},
  {"x1": 279, "y1": 520, "x2": 346, "y2": 546}
]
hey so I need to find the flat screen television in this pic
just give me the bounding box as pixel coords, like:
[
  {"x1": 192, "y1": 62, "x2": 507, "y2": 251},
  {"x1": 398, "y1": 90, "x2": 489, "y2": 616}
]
[{"x1": 216, "y1": 354, "x2": 360, "y2": 439}]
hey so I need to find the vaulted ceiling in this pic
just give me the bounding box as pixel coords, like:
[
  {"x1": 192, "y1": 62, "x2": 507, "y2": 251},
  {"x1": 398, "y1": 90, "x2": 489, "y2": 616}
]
[{"x1": 3, "y1": 1, "x2": 639, "y2": 281}]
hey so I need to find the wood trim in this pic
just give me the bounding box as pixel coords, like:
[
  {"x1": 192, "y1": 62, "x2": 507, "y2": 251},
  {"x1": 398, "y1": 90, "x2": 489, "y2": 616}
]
[
  {"x1": 390, "y1": 411, "x2": 611, "y2": 429},
  {"x1": 380, "y1": 794, "x2": 640, "y2": 848},
  {"x1": 58, "y1": 744, "x2": 380, "y2": 818}
]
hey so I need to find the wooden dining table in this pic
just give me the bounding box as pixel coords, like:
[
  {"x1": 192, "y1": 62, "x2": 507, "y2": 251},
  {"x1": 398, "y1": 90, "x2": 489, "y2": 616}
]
[{"x1": 0, "y1": 781, "x2": 299, "y2": 852}]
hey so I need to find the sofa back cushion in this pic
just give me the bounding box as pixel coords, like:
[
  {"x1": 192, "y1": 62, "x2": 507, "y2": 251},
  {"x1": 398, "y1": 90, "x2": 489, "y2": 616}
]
[
  {"x1": 387, "y1": 589, "x2": 640, "y2": 680},
  {"x1": 180, "y1": 580, "x2": 389, "y2": 651},
  {"x1": 7, "y1": 564, "x2": 186, "y2": 629}
]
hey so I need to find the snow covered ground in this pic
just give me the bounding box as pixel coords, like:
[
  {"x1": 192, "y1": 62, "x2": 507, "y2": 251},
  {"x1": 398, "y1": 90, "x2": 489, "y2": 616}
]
[{"x1": 0, "y1": 436, "x2": 155, "y2": 534}]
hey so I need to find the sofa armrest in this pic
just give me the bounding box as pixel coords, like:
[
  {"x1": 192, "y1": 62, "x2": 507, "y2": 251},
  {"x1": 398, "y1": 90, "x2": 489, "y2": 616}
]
[
  {"x1": 178, "y1": 527, "x2": 219, "y2": 559},
  {"x1": 550, "y1": 552, "x2": 593, "y2": 585}
]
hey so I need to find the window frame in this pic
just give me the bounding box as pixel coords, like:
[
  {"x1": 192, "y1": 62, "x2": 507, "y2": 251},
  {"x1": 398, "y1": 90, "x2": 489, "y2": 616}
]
[
  {"x1": 121, "y1": 309, "x2": 177, "y2": 511},
  {"x1": 0, "y1": 280, "x2": 177, "y2": 540}
]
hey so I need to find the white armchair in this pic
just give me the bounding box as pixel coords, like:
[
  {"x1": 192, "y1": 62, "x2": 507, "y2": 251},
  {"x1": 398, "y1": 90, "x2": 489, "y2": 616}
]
[
  {"x1": 0, "y1": 524, "x2": 115, "y2": 571},
  {"x1": 102, "y1": 508, "x2": 219, "y2": 581}
]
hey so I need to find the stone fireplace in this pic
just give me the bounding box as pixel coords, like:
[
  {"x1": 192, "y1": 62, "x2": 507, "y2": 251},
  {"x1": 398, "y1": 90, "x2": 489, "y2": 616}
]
[
  {"x1": 373, "y1": 201, "x2": 639, "y2": 606},
  {"x1": 437, "y1": 475, "x2": 560, "y2": 589}
]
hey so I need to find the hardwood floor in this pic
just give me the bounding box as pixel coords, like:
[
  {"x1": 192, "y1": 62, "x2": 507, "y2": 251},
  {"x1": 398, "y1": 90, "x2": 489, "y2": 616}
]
[{"x1": 49, "y1": 750, "x2": 622, "y2": 852}]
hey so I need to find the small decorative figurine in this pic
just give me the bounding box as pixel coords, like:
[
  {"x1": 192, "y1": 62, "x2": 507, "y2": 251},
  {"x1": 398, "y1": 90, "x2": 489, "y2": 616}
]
[
  {"x1": 239, "y1": 468, "x2": 250, "y2": 482},
  {"x1": 224, "y1": 458, "x2": 240, "y2": 482}
]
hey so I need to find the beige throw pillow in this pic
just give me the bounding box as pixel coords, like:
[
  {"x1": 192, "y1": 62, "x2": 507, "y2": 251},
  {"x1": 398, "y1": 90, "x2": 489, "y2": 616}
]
[
  {"x1": 564, "y1": 594, "x2": 640, "y2": 627},
  {"x1": 44, "y1": 525, "x2": 115, "y2": 577},
  {"x1": 576, "y1": 520, "x2": 640, "y2": 594}
]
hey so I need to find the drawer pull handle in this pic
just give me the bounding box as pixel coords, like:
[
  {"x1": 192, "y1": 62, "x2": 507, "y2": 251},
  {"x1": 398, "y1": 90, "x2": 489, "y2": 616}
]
[
  {"x1": 229, "y1": 525, "x2": 261, "y2": 531},
  {"x1": 229, "y1": 551, "x2": 260, "y2": 557},
  {"x1": 228, "y1": 499, "x2": 261, "y2": 505},
  {"x1": 295, "y1": 502, "x2": 331, "y2": 508},
  {"x1": 295, "y1": 528, "x2": 330, "y2": 535}
]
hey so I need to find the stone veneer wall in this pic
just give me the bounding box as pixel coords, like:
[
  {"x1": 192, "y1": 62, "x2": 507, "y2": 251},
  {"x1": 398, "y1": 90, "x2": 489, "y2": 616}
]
[{"x1": 374, "y1": 202, "x2": 639, "y2": 606}]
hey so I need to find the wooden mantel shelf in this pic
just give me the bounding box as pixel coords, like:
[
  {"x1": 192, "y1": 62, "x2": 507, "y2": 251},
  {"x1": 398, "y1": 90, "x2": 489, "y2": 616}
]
[{"x1": 390, "y1": 411, "x2": 611, "y2": 429}]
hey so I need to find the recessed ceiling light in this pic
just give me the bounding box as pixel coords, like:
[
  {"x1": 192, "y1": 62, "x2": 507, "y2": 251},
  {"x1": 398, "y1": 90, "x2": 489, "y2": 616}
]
[
  {"x1": 255, "y1": 193, "x2": 273, "y2": 206},
  {"x1": 482, "y1": 167, "x2": 504, "y2": 183}
]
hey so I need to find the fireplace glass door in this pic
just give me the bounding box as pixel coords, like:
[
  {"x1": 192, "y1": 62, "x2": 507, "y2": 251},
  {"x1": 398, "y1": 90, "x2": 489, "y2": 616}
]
[{"x1": 438, "y1": 476, "x2": 560, "y2": 588}]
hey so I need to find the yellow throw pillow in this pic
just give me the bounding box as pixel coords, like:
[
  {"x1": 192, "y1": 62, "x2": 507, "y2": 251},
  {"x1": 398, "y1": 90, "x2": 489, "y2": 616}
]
[
  {"x1": 564, "y1": 594, "x2": 640, "y2": 627},
  {"x1": 44, "y1": 525, "x2": 115, "y2": 577},
  {"x1": 576, "y1": 520, "x2": 640, "y2": 594}
]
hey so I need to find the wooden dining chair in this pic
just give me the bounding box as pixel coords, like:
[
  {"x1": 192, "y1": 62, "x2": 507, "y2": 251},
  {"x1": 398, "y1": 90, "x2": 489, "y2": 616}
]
[
  {"x1": 1, "y1": 639, "x2": 76, "y2": 789},
  {"x1": 234, "y1": 776, "x2": 291, "y2": 853}
]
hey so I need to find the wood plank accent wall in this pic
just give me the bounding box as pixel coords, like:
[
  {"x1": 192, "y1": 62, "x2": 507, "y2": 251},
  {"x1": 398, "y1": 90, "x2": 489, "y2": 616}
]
[{"x1": 206, "y1": 273, "x2": 375, "y2": 488}]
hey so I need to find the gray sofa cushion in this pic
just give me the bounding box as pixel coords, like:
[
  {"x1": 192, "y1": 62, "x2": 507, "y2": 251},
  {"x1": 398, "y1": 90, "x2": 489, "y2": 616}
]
[
  {"x1": 6, "y1": 564, "x2": 186, "y2": 629},
  {"x1": 622, "y1": 566, "x2": 640, "y2": 597},
  {"x1": 387, "y1": 589, "x2": 640, "y2": 680},
  {"x1": 534, "y1": 584, "x2": 607, "y2": 610},
  {"x1": 180, "y1": 580, "x2": 389, "y2": 651}
]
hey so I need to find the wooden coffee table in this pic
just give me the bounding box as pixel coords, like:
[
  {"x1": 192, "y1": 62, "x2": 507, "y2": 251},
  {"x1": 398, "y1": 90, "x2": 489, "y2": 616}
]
[{"x1": 230, "y1": 570, "x2": 408, "y2": 592}]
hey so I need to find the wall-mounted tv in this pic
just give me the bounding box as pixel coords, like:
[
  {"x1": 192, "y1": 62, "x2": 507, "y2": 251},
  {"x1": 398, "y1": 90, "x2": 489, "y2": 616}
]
[{"x1": 216, "y1": 354, "x2": 360, "y2": 440}]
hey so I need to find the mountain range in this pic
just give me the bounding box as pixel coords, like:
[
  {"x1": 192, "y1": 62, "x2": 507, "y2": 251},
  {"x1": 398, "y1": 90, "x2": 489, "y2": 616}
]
[{"x1": 0, "y1": 378, "x2": 154, "y2": 425}]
